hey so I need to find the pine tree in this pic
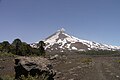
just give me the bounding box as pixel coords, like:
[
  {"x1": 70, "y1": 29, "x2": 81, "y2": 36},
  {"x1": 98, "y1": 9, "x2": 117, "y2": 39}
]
[
  {"x1": 12, "y1": 38, "x2": 22, "y2": 55},
  {"x1": 38, "y1": 41, "x2": 45, "y2": 56}
]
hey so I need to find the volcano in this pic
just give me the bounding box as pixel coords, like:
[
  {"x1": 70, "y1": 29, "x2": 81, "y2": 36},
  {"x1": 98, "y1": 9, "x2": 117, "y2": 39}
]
[{"x1": 31, "y1": 28, "x2": 120, "y2": 52}]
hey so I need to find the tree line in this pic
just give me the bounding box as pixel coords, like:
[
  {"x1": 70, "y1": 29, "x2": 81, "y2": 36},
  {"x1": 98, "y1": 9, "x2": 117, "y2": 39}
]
[
  {"x1": 0, "y1": 38, "x2": 45, "y2": 56},
  {"x1": 79, "y1": 49, "x2": 119, "y2": 55}
]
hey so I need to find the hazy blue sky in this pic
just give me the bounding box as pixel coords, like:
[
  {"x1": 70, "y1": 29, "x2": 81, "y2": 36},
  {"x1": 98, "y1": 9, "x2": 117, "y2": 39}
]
[{"x1": 0, "y1": 0, "x2": 120, "y2": 46}]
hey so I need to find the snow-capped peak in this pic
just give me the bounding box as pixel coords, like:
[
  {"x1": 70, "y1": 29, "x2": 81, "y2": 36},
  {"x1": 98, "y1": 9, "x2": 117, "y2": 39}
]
[
  {"x1": 57, "y1": 28, "x2": 65, "y2": 32},
  {"x1": 31, "y1": 29, "x2": 120, "y2": 52}
]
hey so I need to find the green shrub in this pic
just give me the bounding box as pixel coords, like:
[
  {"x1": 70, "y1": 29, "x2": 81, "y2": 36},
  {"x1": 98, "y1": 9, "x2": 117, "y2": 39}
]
[
  {"x1": 81, "y1": 58, "x2": 92, "y2": 64},
  {"x1": 0, "y1": 52, "x2": 16, "y2": 57},
  {"x1": 0, "y1": 75, "x2": 14, "y2": 80},
  {"x1": 20, "y1": 74, "x2": 48, "y2": 80},
  {"x1": 117, "y1": 60, "x2": 120, "y2": 63},
  {"x1": 20, "y1": 75, "x2": 38, "y2": 80},
  {"x1": 0, "y1": 74, "x2": 49, "y2": 80}
]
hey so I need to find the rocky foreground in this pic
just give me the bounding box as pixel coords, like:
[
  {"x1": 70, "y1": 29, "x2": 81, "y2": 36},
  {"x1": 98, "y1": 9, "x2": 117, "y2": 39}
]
[
  {"x1": 14, "y1": 57, "x2": 56, "y2": 79},
  {"x1": 0, "y1": 54, "x2": 120, "y2": 80},
  {"x1": 52, "y1": 54, "x2": 120, "y2": 80}
]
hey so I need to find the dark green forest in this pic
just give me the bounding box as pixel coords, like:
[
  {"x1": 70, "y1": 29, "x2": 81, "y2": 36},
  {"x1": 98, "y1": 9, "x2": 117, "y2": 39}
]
[{"x1": 0, "y1": 38, "x2": 45, "y2": 56}]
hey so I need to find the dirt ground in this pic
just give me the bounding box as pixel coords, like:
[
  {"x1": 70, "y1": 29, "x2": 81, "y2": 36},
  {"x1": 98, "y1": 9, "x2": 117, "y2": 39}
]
[
  {"x1": 51, "y1": 54, "x2": 120, "y2": 80},
  {"x1": 0, "y1": 57, "x2": 15, "y2": 77},
  {"x1": 0, "y1": 54, "x2": 120, "y2": 80}
]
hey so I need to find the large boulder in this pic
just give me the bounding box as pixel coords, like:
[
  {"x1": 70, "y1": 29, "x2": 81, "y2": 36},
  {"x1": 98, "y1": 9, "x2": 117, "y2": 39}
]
[{"x1": 14, "y1": 57, "x2": 56, "y2": 80}]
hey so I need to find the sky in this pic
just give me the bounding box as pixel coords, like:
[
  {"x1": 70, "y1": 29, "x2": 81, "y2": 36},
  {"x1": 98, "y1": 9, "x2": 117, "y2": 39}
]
[{"x1": 0, "y1": 0, "x2": 120, "y2": 46}]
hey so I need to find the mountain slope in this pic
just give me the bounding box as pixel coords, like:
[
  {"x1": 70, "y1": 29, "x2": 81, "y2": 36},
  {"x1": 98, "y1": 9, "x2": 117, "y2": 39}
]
[{"x1": 31, "y1": 28, "x2": 120, "y2": 52}]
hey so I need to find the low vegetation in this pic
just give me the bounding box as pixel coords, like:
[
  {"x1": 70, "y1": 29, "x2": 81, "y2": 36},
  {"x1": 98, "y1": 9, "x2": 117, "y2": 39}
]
[
  {"x1": 20, "y1": 74, "x2": 48, "y2": 80},
  {"x1": 0, "y1": 52, "x2": 16, "y2": 57},
  {"x1": 0, "y1": 74, "x2": 48, "y2": 80},
  {"x1": 117, "y1": 60, "x2": 120, "y2": 63},
  {"x1": 81, "y1": 58, "x2": 92, "y2": 64},
  {"x1": 0, "y1": 75, "x2": 14, "y2": 80}
]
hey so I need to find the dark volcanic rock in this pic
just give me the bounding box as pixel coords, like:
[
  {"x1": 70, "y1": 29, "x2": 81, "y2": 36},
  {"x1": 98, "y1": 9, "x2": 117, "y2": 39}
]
[{"x1": 14, "y1": 57, "x2": 56, "y2": 80}]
